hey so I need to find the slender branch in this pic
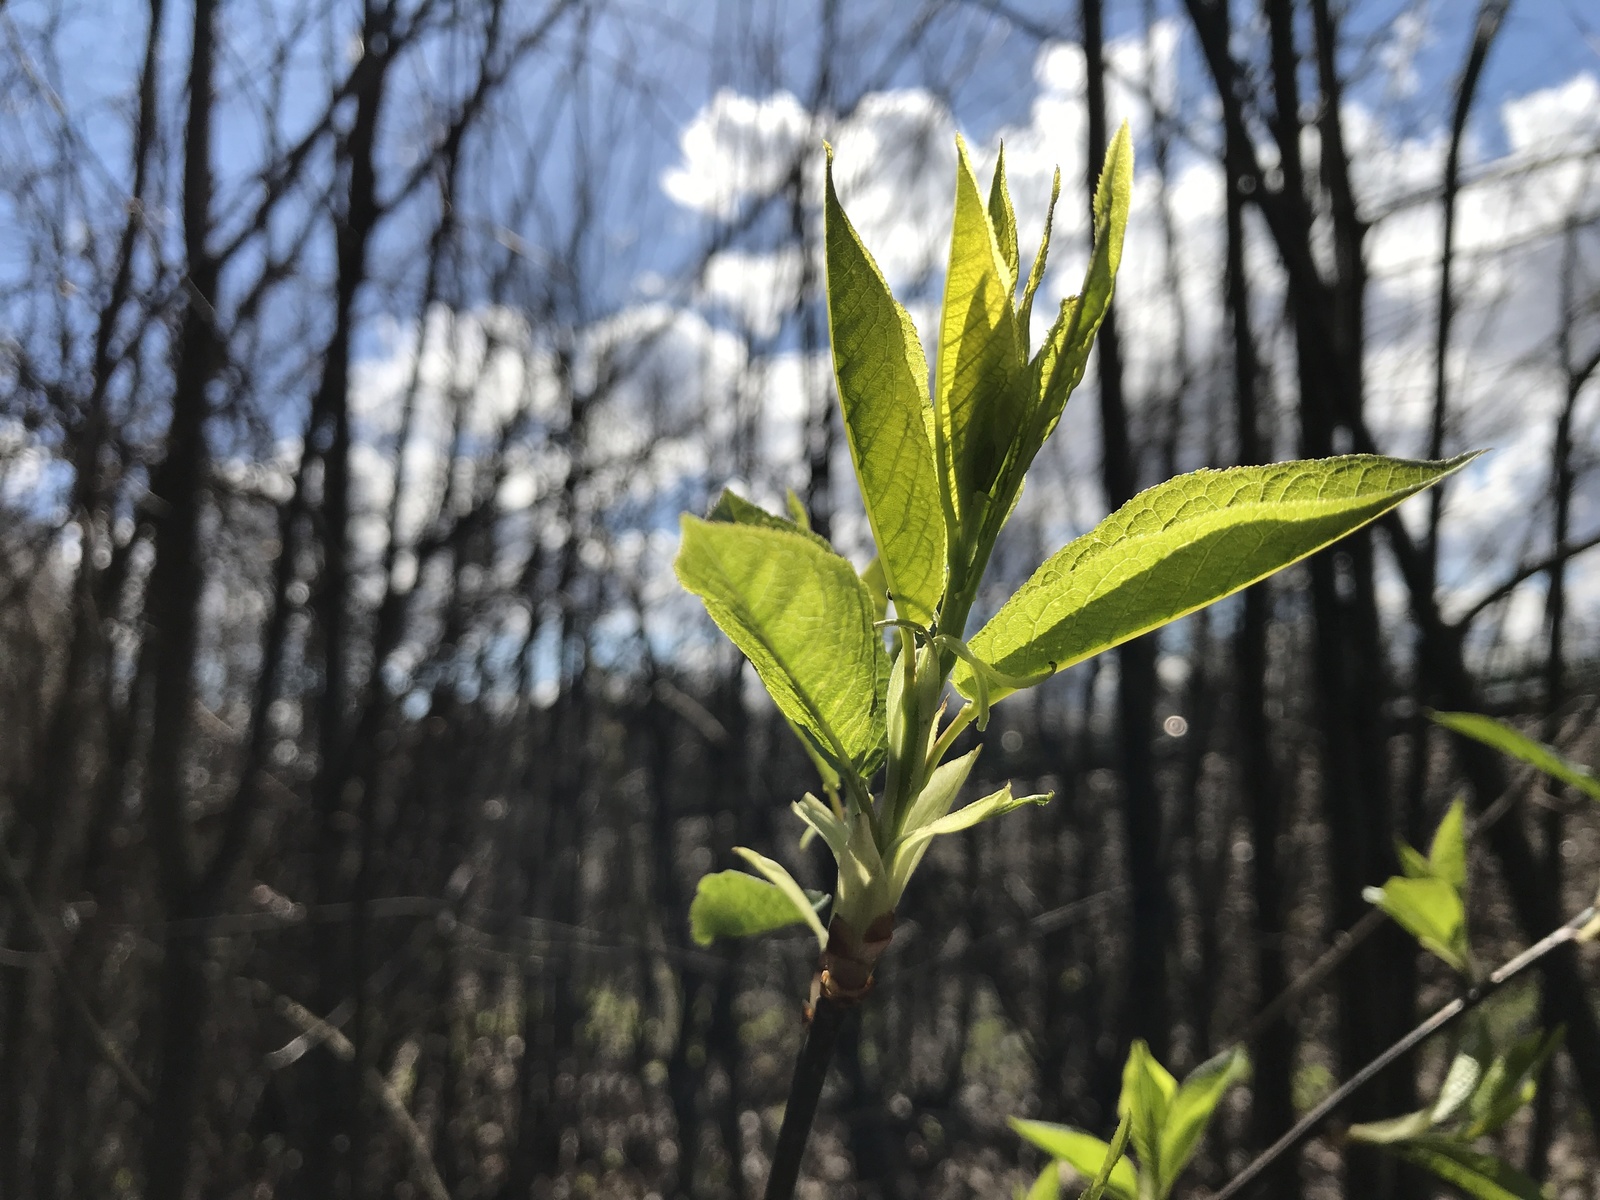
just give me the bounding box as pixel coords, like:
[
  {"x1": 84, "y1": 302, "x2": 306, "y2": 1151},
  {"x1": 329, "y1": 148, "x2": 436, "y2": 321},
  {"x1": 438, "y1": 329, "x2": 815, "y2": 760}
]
[
  {"x1": 0, "y1": 833, "x2": 151, "y2": 1107},
  {"x1": 763, "y1": 995, "x2": 850, "y2": 1200},
  {"x1": 1233, "y1": 908, "x2": 1386, "y2": 1049},
  {"x1": 1452, "y1": 530, "x2": 1600, "y2": 629},
  {"x1": 1211, "y1": 900, "x2": 1600, "y2": 1200}
]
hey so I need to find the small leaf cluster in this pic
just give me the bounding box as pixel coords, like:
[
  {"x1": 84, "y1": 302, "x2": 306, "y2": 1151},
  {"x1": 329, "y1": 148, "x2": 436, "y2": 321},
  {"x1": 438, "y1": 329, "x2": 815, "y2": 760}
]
[
  {"x1": 1011, "y1": 1042, "x2": 1249, "y2": 1200},
  {"x1": 677, "y1": 124, "x2": 1472, "y2": 1000},
  {"x1": 1349, "y1": 1022, "x2": 1562, "y2": 1200},
  {"x1": 1363, "y1": 798, "x2": 1473, "y2": 976}
]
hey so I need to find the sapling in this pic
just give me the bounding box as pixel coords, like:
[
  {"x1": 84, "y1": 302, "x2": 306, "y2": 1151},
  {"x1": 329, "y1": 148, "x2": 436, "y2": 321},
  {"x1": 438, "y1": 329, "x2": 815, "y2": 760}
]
[{"x1": 677, "y1": 125, "x2": 1472, "y2": 1199}]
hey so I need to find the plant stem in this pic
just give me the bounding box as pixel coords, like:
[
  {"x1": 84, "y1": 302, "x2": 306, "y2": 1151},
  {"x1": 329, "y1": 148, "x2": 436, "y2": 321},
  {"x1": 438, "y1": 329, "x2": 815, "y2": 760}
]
[
  {"x1": 1212, "y1": 900, "x2": 1599, "y2": 1200},
  {"x1": 763, "y1": 994, "x2": 849, "y2": 1200}
]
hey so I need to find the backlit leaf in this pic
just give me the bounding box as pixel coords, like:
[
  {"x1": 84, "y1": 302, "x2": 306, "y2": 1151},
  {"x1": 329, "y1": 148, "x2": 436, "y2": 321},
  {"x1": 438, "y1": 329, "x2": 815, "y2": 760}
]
[
  {"x1": 1363, "y1": 875, "x2": 1470, "y2": 975},
  {"x1": 1430, "y1": 711, "x2": 1600, "y2": 803},
  {"x1": 676, "y1": 517, "x2": 889, "y2": 775},
  {"x1": 1009, "y1": 1120, "x2": 1139, "y2": 1200},
  {"x1": 936, "y1": 136, "x2": 1028, "y2": 567},
  {"x1": 824, "y1": 150, "x2": 947, "y2": 623},
  {"x1": 689, "y1": 870, "x2": 829, "y2": 947},
  {"x1": 955, "y1": 455, "x2": 1475, "y2": 703},
  {"x1": 1156, "y1": 1047, "x2": 1249, "y2": 1196}
]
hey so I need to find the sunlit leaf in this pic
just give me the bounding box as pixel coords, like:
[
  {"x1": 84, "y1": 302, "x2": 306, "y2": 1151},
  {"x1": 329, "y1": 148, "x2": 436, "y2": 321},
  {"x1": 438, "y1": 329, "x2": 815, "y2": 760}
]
[
  {"x1": 936, "y1": 135, "x2": 1027, "y2": 567},
  {"x1": 1081, "y1": 1114, "x2": 1132, "y2": 1200},
  {"x1": 888, "y1": 783, "x2": 1051, "y2": 858},
  {"x1": 707, "y1": 487, "x2": 832, "y2": 552},
  {"x1": 1347, "y1": 1109, "x2": 1439, "y2": 1144},
  {"x1": 1020, "y1": 1163, "x2": 1060, "y2": 1200},
  {"x1": 987, "y1": 142, "x2": 1020, "y2": 289},
  {"x1": 1030, "y1": 123, "x2": 1132, "y2": 449},
  {"x1": 888, "y1": 748, "x2": 981, "y2": 898},
  {"x1": 689, "y1": 869, "x2": 829, "y2": 948},
  {"x1": 824, "y1": 150, "x2": 947, "y2": 623},
  {"x1": 955, "y1": 455, "x2": 1475, "y2": 704},
  {"x1": 1009, "y1": 1120, "x2": 1138, "y2": 1200},
  {"x1": 1156, "y1": 1047, "x2": 1249, "y2": 1196},
  {"x1": 1430, "y1": 711, "x2": 1600, "y2": 803},
  {"x1": 730, "y1": 848, "x2": 830, "y2": 950},
  {"x1": 1118, "y1": 1039, "x2": 1175, "y2": 1192},
  {"x1": 1428, "y1": 798, "x2": 1469, "y2": 893},
  {"x1": 1019, "y1": 167, "x2": 1062, "y2": 341},
  {"x1": 676, "y1": 516, "x2": 889, "y2": 775},
  {"x1": 1363, "y1": 876, "x2": 1470, "y2": 975}
]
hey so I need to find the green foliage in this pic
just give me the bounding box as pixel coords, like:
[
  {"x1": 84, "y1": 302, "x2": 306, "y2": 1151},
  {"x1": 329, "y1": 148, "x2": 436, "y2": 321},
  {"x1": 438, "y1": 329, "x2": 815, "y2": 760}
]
[
  {"x1": 1430, "y1": 710, "x2": 1600, "y2": 802},
  {"x1": 823, "y1": 149, "x2": 946, "y2": 624},
  {"x1": 1364, "y1": 800, "x2": 1472, "y2": 975},
  {"x1": 1013, "y1": 1043, "x2": 1246, "y2": 1200},
  {"x1": 1350, "y1": 1024, "x2": 1562, "y2": 1200},
  {"x1": 954, "y1": 455, "x2": 1475, "y2": 703},
  {"x1": 675, "y1": 515, "x2": 889, "y2": 783},
  {"x1": 688, "y1": 869, "x2": 829, "y2": 948},
  {"x1": 676, "y1": 129, "x2": 1465, "y2": 1038}
]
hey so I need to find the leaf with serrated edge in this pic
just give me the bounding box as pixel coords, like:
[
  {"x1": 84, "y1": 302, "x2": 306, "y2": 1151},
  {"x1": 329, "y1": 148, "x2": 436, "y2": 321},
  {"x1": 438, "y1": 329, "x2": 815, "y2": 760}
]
[
  {"x1": 707, "y1": 487, "x2": 833, "y2": 552},
  {"x1": 1156, "y1": 1047, "x2": 1249, "y2": 1196},
  {"x1": 936, "y1": 136, "x2": 1028, "y2": 558},
  {"x1": 731, "y1": 849, "x2": 828, "y2": 950},
  {"x1": 689, "y1": 870, "x2": 829, "y2": 946},
  {"x1": 677, "y1": 516, "x2": 889, "y2": 774},
  {"x1": 1019, "y1": 168, "x2": 1061, "y2": 342},
  {"x1": 987, "y1": 143, "x2": 1020, "y2": 289},
  {"x1": 1009, "y1": 1120, "x2": 1138, "y2": 1200},
  {"x1": 956, "y1": 455, "x2": 1477, "y2": 703},
  {"x1": 824, "y1": 150, "x2": 946, "y2": 623},
  {"x1": 1430, "y1": 711, "x2": 1600, "y2": 803},
  {"x1": 1032, "y1": 124, "x2": 1132, "y2": 450}
]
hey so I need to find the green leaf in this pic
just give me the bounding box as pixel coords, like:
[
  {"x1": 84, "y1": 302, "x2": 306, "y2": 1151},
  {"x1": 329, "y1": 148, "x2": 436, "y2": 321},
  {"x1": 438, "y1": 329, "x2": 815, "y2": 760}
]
[
  {"x1": 1021, "y1": 1163, "x2": 1060, "y2": 1200},
  {"x1": 1081, "y1": 1114, "x2": 1133, "y2": 1200},
  {"x1": 1347, "y1": 1108, "x2": 1440, "y2": 1144},
  {"x1": 1397, "y1": 841, "x2": 1433, "y2": 880},
  {"x1": 1009, "y1": 1120, "x2": 1139, "y2": 1200},
  {"x1": 1019, "y1": 167, "x2": 1062, "y2": 341},
  {"x1": 861, "y1": 555, "x2": 889, "y2": 623},
  {"x1": 1156, "y1": 1047, "x2": 1249, "y2": 1196},
  {"x1": 955, "y1": 455, "x2": 1476, "y2": 704},
  {"x1": 1031, "y1": 123, "x2": 1132, "y2": 450},
  {"x1": 888, "y1": 747, "x2": 982, "y2": 898},
  {"x1": 1363, "y1": 876, "x2": 1471, "y2": 975},
  {"x1": 936, "y1": 135, "x2": 1028, "y2": 567},
  {"x1": 1118, "y1": 1039, "x2": 1175, "y2": 1197},
  {"x1": 987, "y1": 143, "x2": 1020, "y2": 289},
  {"x1": 1390, "y1": 1136, "x2": 1545, "y2": 1200},
  {"x1": 689, "y1": 870, "x2": 829, "y2": 947},
  {"x1": 1465, "y1": 1027, "x2": 1562, "y2": 1138},
  {"x1": 676, "y1": 516, "x2": 890, "y2": 775},
  {"x1": 1431, "y1": 1043, "x2": 1487, "y2": 1125},
  {"x1": 888, "y1": 783, "x2": 1051, "y2": 859},
  {"x1": 1428, "y1": 798, "x2": 1469, "y2": 892},
  {"x1": 1430, "y1": 711, "x2": 1600, "y2": 803},
  {"x1": 730, "y1": 848, "x2": 830, "y2": 950},
  {"x1": 707, "y1": 487, "x2": 832, "y2": 553},
  {"x1": 823, "y1": 150, "x2": 947, "y2": 624}
]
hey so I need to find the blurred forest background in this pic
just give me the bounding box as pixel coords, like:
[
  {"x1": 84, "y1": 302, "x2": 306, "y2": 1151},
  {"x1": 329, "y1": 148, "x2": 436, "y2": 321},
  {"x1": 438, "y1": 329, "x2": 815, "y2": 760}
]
[{"x1": 1, "y1": 0, "x2": 1599, "y2": 1198}]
